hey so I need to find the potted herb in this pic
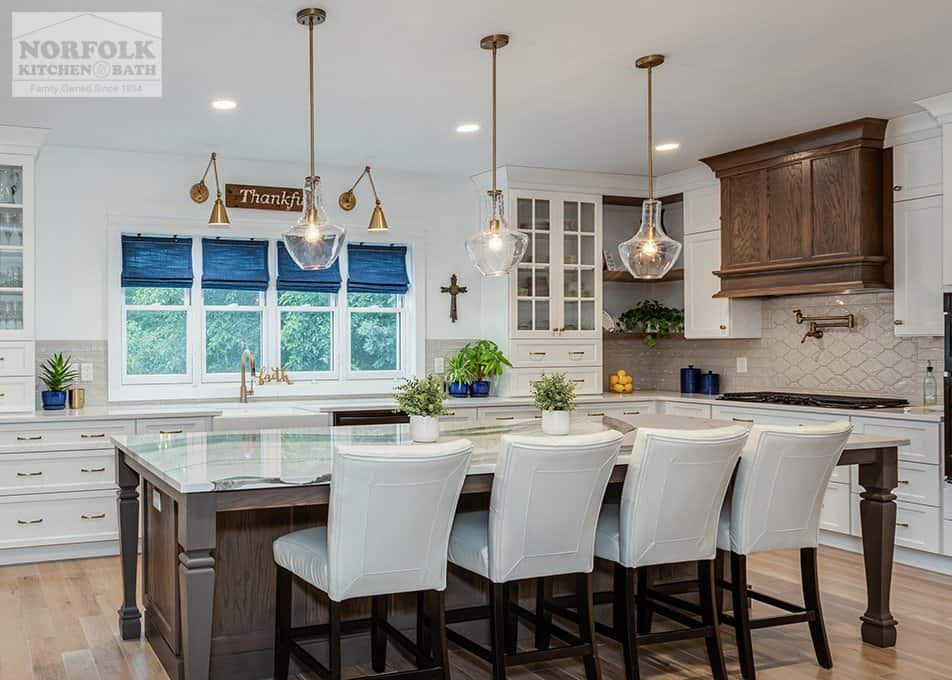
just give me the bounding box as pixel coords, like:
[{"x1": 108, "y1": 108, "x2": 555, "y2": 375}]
[
  {"x1": 468, "y1": 340, "x2": 512, "y2": 397},
  {"x1": 444, "y1": 347, "x2": 476, "y2": 398},
  {"x1": 40, "y1": 353, "x2": 79, "y2": 411},
  {"x1": 532, "y1": 372, "x2": 577, "y2": 436},
  {"x1": 393, "y1": 374, "x2": 448, "y2": 442},
  {"x1": 619, "y1": 300, "x2": 684, "y2": 348}
]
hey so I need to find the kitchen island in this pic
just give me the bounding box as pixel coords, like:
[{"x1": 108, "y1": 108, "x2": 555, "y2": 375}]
[{"x1": 113, "y1": 416, "x2": 907, "y2": 680}]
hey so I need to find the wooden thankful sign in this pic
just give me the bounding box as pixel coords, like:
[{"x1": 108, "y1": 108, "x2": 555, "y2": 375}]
[{"x1": 225, "y1": 183, "x2": 303, "y2": 212}]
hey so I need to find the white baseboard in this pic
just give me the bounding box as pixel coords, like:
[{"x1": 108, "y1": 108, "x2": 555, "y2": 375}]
[
  {"x1": 820, "y1": 531, "x2": 952, "y2": 576},
  {"x1": 0, "y1": 538, "x2": 142, "y2": 566}
]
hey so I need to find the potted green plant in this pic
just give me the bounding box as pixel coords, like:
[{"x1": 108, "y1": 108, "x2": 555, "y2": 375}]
[
  {"x1": 40, "y1": 352, "x2": 79, "y2": 411},
  {"x1": 618, "y1": 300, "x2": 684, "y2": 348},
  {"x1": 531, "y1": 372, "x2": 577, "y2": 435},
  {"x1": 468, "y1": 340, "x2": 512, "y2": 397},
  {"x1": 445, "y1": 347, "x2": 476, "y2": 398},
  {"x1": 393, "y1": 374, "x2": 448, "y2": 442}
]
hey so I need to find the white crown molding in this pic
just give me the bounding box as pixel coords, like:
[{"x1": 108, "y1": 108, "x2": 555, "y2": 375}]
[
  {"x1": 654, "y1": 164, "x2": 716, "y2": 195},
  {"x1": 916, "y1": 92, "x2": 952, "y2": 125},
  {"x1": 0, "y1": 125, "x2": 50, "y2": 156},
  {"x1": 884, "y1": 111, "x2": 941, "y2": 147}
]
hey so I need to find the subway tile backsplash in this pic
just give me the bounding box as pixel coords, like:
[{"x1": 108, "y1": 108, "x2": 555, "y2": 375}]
[{"x1": 35, "y1": 340, "x2": 108, "y2": 408}]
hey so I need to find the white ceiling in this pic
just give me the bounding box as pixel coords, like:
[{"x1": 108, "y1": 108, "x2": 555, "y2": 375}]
[{"x1": 3, "y1": 0, "x2": 952, "y2": 176}]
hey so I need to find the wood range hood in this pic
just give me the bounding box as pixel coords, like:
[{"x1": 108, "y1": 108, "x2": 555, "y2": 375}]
[{"x1": 701, "y1": 118, "x2": 890, "y2": 298}]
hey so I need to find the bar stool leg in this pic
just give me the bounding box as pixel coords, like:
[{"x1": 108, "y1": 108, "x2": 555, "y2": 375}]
[
  {"x1": 372, "y1": 595, "x2": 389, "y2": 672},
  {"x1": 729, "y1": 552, "x2": 756, "y2": 680},
  {"x1": 636, "y1": 567, "x2": 653, "y2": 635},
  {"x1": 698, "y1": 560, "x2": 728, "y2": 680},
  {"x1": 800, "y1": 548, "x2": 833, "y2": 669},
  {"x1": 616, "y1": 566, "x2": 641, "y2": 680},
  {"x1": 535, "y1": 577, "x2": 553, "y2": 650},
  {"x1": 416, "y1": 591, "x2": 431, "y2": 667},
  {"x1": 714, "y1": 549, "x2": 726, "y2": 620},
  {"x1": 576, "y1": 572, "x2": 602, "y2": 680},
  {"x1": 328, "y1": 599, "x2": 342, "y2": 680},
  {"x1": 428, "y1": 590, "x2": 451, "y2": 678},
  {"x1": 489, "y1": 583, "x2": 508, "y2": 680},
  {"x1": 503, "y1": 582, "x2": 518, "y2": 654},
  {"x1": 273, "y1": 566, "x2": 292, "y2": 680}
]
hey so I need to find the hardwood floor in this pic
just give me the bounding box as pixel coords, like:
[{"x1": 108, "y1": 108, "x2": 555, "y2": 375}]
[{"x1": 1, "y1": 547, "x2": 950, "y2": 679}]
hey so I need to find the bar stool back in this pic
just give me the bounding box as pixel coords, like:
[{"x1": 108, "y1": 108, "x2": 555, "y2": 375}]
[{"x1": 273, "y1": 439, "x2": 474, "y2": 680}]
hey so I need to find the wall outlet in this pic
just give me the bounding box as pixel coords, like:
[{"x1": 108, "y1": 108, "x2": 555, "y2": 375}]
[
  {"x1": 80, "y1": 363, "x2": 94, "y2": 382},
  {"x1": 434, "y1": 357, "x2": 445, "y2": 374},
  {"x1": 736, "y1": 357, "x2": 748, "y2": 374}
]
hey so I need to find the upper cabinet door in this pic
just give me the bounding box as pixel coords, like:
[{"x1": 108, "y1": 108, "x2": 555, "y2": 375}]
[
  {"x1": 683, "y1": 183, "x2": 720, "y2": 235},
  {"x1": 684, "y1": 230, "x2": 729, "y2": 338},
  {"x1": 513, "y1": 195, "x2": 555, "y2": 337},
  {"x1": 893, "y1": 195, "x2": 943, "y2": 337},
  {"x1": 892, "y1": 138, "x2": 942, "y2": 202},
  {"x1": 720, "y1": 170, "x2": 767, "y2": 270},
  {"x1": 560, "y1": 196, "x2": 601, "y2": 337},
  {"x1": 0, "y1": 154, "x2": 33, "y2": 339}
]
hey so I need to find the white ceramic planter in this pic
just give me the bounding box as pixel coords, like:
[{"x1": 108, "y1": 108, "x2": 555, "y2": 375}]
[
  {"x1": 541, "y1": 410, "x2": 571, "y2": 436},
  {"x1": 409, "y1": 415, "x2": 440, "y2": 443}
]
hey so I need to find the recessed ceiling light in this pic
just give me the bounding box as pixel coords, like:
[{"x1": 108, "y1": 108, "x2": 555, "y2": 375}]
[
  {"x1": 211, "y1": 99, "x2": 237, "y2": 111},
  {"x1": 655, "y1": 142, "x2": 680, "y2": 151},
  {"x1": 456, "y1": 123, "x2": 481, "y2": 134}
]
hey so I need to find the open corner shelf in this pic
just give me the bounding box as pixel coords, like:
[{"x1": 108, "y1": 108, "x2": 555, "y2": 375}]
[{"x1": 603, "y1": 268, "x2": 684, "y2": 283}]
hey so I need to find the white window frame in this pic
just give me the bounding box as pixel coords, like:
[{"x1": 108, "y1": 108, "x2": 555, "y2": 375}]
[
  {"x1": 274, "y1": 288, "x2": 340, "y2": 381},
  {"x1": 200, "y1": 287, "x2": 268, "y2": 383},
  {"x1": 106, "y1": 215, "x2": 425, "y2": 402},
  {"x1": 344, "y1": 291, "x2": 406, "y2": 380}
]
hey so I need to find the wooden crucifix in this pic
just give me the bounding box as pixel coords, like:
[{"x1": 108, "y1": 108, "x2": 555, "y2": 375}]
[{"x1": 440, "y1": 274, "x2": 468, "y2": 323}]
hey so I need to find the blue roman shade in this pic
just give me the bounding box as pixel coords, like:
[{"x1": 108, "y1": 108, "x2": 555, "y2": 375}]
[
  {"x1": 201, "y1": 238, "x2": 270, "y2": 291},
  {"x1": 121, "y1": 235, "x2": 193, "y2": 288},
  {"x1": 276, "y1": 242, "x2": 341, "y2": 293},
  {"x1": 346, "y1": 244, "x2": 410, "y2": 294}
]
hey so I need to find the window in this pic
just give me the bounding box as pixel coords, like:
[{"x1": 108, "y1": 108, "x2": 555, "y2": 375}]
[
  {"x1": 123, "y1": 286, "x2": 189, "y2": 378},
  {"x1": 203, "y1": 289, "x2": 264, "y2": 375},
  {"x1": 279, "y1": 291, "x2": 334, "y2": 373},
  {"x1": 348, "y1": 293, "x2": 401, "y2": 372}
]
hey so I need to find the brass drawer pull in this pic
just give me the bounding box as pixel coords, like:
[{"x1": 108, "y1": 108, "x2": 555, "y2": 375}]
[
  {"x1": 894, "y1": 320, "x2": 903, "y2": 325},
  {"x1": 17, "y1": 518, "x2": 43, "y2": 525},
  {"x1": 732, "y1": 417, "x2": 754, "y2": 423},
  {"x1": 81, "y1": 466, "x2": 106, "y2": 473},
  {"x1": 719, "y1": 325, "x2": 727, "y2": 330},
  {"x1": 443, "y1": 411, "x2": 456, "y2": 416},
  {"x1": 16, "y1": 435, "x2": 42, "y2": 441},
  {"x1": 568, "y1": 351, "x2": 586, "y2": 356},
  {"x1": 81, "y1": 433, "x2": 106, "y2": 439},
  {"x1": 897, "y1": 480, "x2": 910, "y2": 485},
  {"x1": 16, "y1": 471, "x2": 43, "y2": 477},
  {"x1": 159, "y1": 429, "x2": 184, "y2": 435},
  {"x1": 571, "y1": 379, "x2": 585, "y2": 383},
  {"x1": 81, "y1": 513, "x2": 106, "y2": 520},
  {"x1": 495, "y1": 416, "x2": 515, "y2": 421},
  {"x1": 587, "y1": 412, "x2": 606, "y2": 417},
  {"x1": 896, "y1": 522, "x2": 910, "y2": 528},
  {"x1": 528, "y1": 351, "x2": 547, "y2": 357},
  {"x1": 623, "y1": 411, "x2": 641, "y2": 416}
]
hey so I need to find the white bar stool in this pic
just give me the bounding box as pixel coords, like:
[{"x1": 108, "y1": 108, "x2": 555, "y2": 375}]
[
  {"x1": 272, "y1": 439, "x2": 474, "y2": 680},
  {"x1": 445, "y1": 430, "x2": 624, "y2": 680},
  {"x1": 716, "y1": 421, "x2": 852, "y2": 680}
]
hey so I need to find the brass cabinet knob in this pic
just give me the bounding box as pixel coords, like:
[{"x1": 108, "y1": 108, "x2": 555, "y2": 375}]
[
  {"x1": 894, "y1": 320, "x2": 904, "y2": 325},
  {"x1": 719, "y1": 325, "x2": 727, "y2": 330},
  {"x1": 893, "y1": 185, "x2": 903, "y2": 191}
]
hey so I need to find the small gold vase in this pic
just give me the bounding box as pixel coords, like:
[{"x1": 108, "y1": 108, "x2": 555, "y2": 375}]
[{"x1": 68, "y1": 387, "x2": 86, "y2": 410}]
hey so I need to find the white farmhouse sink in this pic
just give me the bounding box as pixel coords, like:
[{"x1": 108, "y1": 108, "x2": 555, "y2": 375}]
[{"x1": 211, "y1": 403, "x2": 329, "y2": 432}]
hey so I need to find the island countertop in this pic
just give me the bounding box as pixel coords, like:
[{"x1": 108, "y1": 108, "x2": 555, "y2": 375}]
[{"x1": 111, "y1": 416, "x2": 910, "y2": 494}]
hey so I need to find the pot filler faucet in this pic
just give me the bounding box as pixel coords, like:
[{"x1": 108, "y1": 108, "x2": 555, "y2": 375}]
[{"x1": 239, "y1": 349, "x2": 256, "y2": 403}]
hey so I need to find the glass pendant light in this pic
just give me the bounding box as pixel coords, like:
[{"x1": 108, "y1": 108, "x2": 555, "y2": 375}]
[
  {"x1": 283, "y1": 8, "x2": 345, "y2": 270},
  {"x1": 465, "y1": 34, "x2": 528, "y2": 277},
  {"x1": 618, "y1": 54, "x2": 681, "y2": 279}
]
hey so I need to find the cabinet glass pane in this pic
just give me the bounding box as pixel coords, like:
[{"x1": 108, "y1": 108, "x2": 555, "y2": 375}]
[
  {"x1": 535, "y1": 301, "x2": 550, "y2": 330},
  {"x1": 517, "y1": 301, "x2": 532, "y2": 330},
  {"x1": 580, "y1": 269, "x2": 595, "y2": 298},
  {"x1": 0, "y1": 166, "x2": 23, "y2": 205},
  {"x1": 580, "y1": 202, "x2": 595, "y2": 233},
  {"x1": 564, "y1": 201, "x2": 578, "y2": 232},
  {"x1": 563, "y1": 301, "x2": 578, "y2": 331},
  {"x1": 0, "y1": 251, "x2": 23, "y2": 288},
  {"x1": 580, "y1": 301, "x2": 595, "y2": 331},
  {"x1": 564, "y1": 234, "x2": 579, "y2": 265},
  {"x1": 535, "y1": 233, "x2": 549, "y2": 263},
  {"x1": 517, "y1": 268, "x2": 532, "y2": 297},
  {"x1": 534, "y1": 200, "x2": 550, "y2": 231},
  {"x1": 0, "y1": 207, "x2": 22, "y2": 246},
  {"x1": 517, "y1": 198, "x2": 532, "y2": 231},
  {"x1": 579, "y1": 234, "x2": 595, "y2": 266},
  {"x1": 0, "y1": 293, "x2": 23, "y2": 330},
  {"x1": 564, "y1": 269, "x2": 578, "y2": 297},
  {"x1": 534, "y1": 269, "x2": 549, "y2": 297}
]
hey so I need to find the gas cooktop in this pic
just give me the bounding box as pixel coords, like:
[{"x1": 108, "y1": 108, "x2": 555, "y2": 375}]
[{"x1": 717, "y1": 392, "x2": 909, "y2": 410}]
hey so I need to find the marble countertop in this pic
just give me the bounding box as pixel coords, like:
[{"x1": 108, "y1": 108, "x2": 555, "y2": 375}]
[
  {"x1": 112, "y1": 415, "x2": 911, "y2": 494},
  {"x1": 0, "y1": 404, "x2": 223, "y2": 424}
]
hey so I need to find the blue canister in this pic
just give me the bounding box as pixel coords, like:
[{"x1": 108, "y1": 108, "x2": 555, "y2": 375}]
[
  {"x1": 680, "y1": 365, "x2": 702, "y2": 394},
  {"x1": 700, "y1": 371, "x2": 720, "y2": 396}
]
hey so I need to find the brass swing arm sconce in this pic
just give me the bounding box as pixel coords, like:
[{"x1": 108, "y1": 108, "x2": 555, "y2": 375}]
[
  {"x1": 794, "y1": 308, "x2": 855, "y2": 343},
  {"x1": 190, "y1": 152, "x2": 230, "y2": 226},
  {"x1": 339, "y1": 165, "x2": 388, "y2": 231}
]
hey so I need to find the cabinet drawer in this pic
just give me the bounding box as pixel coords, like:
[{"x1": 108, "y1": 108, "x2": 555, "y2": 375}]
[
  {"x1": 476, "y1": 406, "x2": 541, "y2": 422},
  {"x1": 944, "y1": 520, "x2": 952, "y2": 557},
  {"x1": 820, "y1": 483, "x2": 851, "y2": 534},
  {"x1": 850, "y1": 494, "x2": 941, "y2": 553},
  {"x1": 439, "y1": 408, "x2": 478, "y2": 424},
  {"x1": 661, "y1": 402, "x2": 713, "y2": 419},
  {"x1": 711, "y1": 405, "x2": 844, "y2": 428},
  {"x1": 0, "y1": 490, "x2": 117, "y2": 549},
  {"x1": 509, "y1": 340, "x2": 600, "y2": 367},
  {"x1": 0, "y1": 450, "x2": 114, "y2": 495},
  {"x1": 136, "y1": 417, "x2": 212, "y2": 435},
  {"x1": 850, "y1": 417, "x2": 940, "y2": 465},
  {"x1": 0, "y1": 377, "x2": 34, "y2": 413},
  {"x1": 0, "y1": 342, "x2": 34, "y2": 376},
  {"x1": 0, "y1": 419, "x2": 135, "y2": 447},
  {"x1": 507, "y1": 367, "x2": 601, "y2": 396},
  {"x1": 850, "y1": 460, "x2": 940, "y2": 507}
]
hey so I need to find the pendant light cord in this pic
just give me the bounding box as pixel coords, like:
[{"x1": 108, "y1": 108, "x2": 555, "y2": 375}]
[
  {"x1": 491, "y1": 44, "x2": 497, "y2": 195},
  {"x1": 308, "y1": 20, "x2": 316, "y2": 180},
  {"x1": 646, "y1": 64, "x2": 653, "y2": 200}
]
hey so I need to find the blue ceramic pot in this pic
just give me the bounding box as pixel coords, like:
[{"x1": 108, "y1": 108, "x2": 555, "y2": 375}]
[
  {"x1": 448, "y1": 381, "x2": 470, "y2": 398},
  {"x1": 470, "y1": 380, "x2": 491, "y2": 397},
  {"x1": 42, "y1": 390, "x2": 68, "y2": 410}
]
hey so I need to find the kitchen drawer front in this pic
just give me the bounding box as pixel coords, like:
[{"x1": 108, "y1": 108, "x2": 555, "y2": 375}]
[
  {"x1": 581, "y1": 403, "x2": 656, "y2": 426},
  {"x1": 711, "y1": 404, "x2": 845, "y2": 428},
  {"x1": 850, "y1": 494, "x2": 941, "y2": 553},
  {"x1": 944, "y1": 520, "x2": 952, "y2": 557},
  {"x1": 0, "y1": 342, "x2": 34, "y2": 376},
  {"x1": 0, "y1": 490, "x2": 117, "y2": 549},
  {"x1": 509, "y1": 340, "x2": 601, "y2": 367},
  {"x1": 944, "y1": 482, "x2": 952, "y2": 521},
  {"x1": 136, "y1": 416, "x2": 212, "y2": 435},
  {"x1": 850, "y1": 416, "x2": 941, "y2": 465},
  {"x1": 849, "y1": 459, "x2": 940, "y2": 507},
  {"x1": 439, "y1": 408, "x2": 478, "y2": 424},
  {"x1": 0, "y1": 419, "x2": 135, "y2": 446},
  {"x1": 0, "y1": 450, "x2": 114, "y2": 495},
  {"x1": 507, "y1": 367, "x2": 601, "y2": 397},
  {"x1": 661, "y1": 402, "x2": 713, "y2": 419},
  {"x1": 820, "y1": 483, "x2": 851, "y2": 534},
  {"x1": 0, "y1": 377, "x2": 35, "y2": 413},
  {"x1": 476, "y1": 406, "x2": 541, "y2": 423}
]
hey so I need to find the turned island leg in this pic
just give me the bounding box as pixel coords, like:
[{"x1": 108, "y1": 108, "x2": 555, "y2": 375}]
[
  {"x1": 858, "y1": 447, "x2": 899, "y2": 648},
  {"x1": 116, "y1": 451, "x2": 142, "y2": 640},
  {"x1": 178, "y1": 494, "x2": 217, "y2": 680}
]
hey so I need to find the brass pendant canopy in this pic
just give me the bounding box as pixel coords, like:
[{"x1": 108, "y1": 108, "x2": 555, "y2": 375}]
[
  {"x1": 191, "y1": 152, "x2": 229, "y2": 226},
  {"x1": 339, "y1": 165, "x2": 389, "y2": 231}
]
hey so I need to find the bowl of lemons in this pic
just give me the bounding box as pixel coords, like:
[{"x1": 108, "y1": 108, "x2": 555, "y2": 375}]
[{"x1": 609, "y1": 369, "x2": 633, "y2": 393}]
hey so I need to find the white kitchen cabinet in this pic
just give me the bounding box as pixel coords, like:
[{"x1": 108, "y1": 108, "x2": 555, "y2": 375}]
[
  {"x1": 893, "y1": 196, "x2": 943, "y2": 336},
  {"x1": 850, "y1": 494, "x2": 941, "y2": 553},
  {"x1": 849, "y1": 416, "x2": 942, "y2": 466},
  {"x1": 0, "y1": 153, "x2": 35, "y2": 340},
  {"x1": 820, "y1": 483, "x2": 851, "y2": 534},
  {"x1": 135, "y1": 416, "x2": 213, "y2": 434},
  {"x1": 892, "y1": 137, "x2": 943, "y2": 202},
  {"x1": 683, "y1": 183, "x2": 720, "y2": 235},
  {"x1": 438, "y1": 407, "x2": 477, "y2": 424},
  {"x1": 683, "y1": 230, "x2": 761, "y2": 339},
  {"x1": 944, "y1": 519, "x2": 952, "y2": 557},
  {"x1": 660, "y1": 401, "x2": 713, "y2": 419}
]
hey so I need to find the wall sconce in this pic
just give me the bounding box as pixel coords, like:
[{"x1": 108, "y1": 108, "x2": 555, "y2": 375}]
[
  {"x1": 339, "y1": 165, "x2": 388, "y2": 231},
  {"x1": 190, "y1": 152, "x2": 230, "y2": 227}
]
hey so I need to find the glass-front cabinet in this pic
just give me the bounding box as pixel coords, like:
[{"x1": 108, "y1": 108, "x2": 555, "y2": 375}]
[
  {"x1": 0, "y1": 154, "x2": 32, "y2": 338},
  {"x1": 511, "y1": 190, "x2": 601, "y2": 339}
]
